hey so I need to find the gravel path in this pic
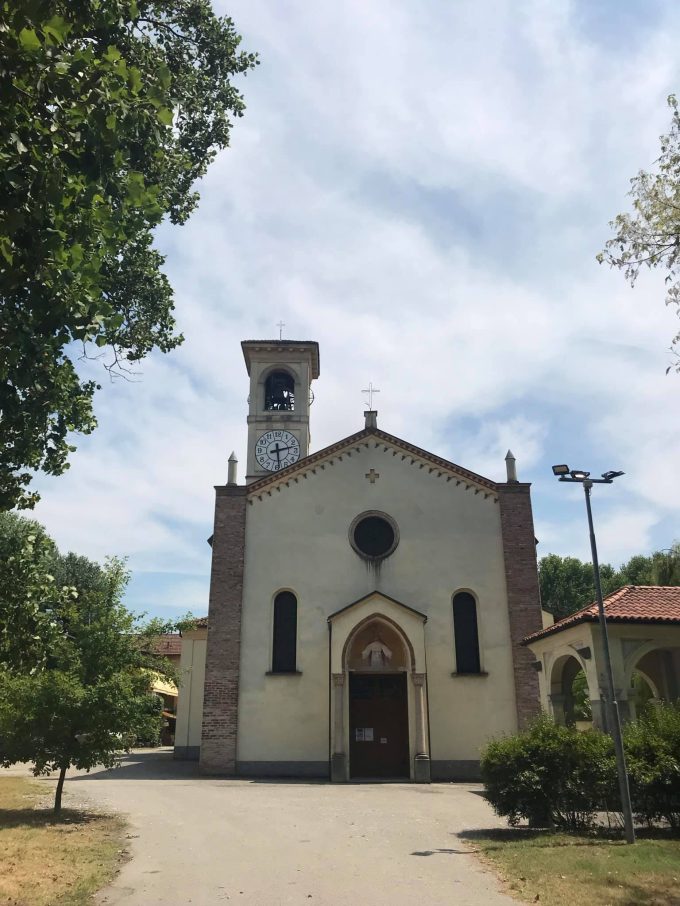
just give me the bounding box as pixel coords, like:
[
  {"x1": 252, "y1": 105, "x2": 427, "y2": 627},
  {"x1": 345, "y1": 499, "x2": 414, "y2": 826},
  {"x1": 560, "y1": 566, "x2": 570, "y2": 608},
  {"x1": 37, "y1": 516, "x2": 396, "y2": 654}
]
[{"x1": 8, "y1": 750, "x2": 516, "y2": 906}]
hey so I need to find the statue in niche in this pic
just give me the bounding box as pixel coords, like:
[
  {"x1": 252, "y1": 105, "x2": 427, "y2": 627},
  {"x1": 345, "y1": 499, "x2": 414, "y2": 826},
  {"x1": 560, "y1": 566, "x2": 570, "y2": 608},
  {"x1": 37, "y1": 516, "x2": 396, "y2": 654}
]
[{"x1": 361, "y1": 638, "x2": 393, "y2": 669}]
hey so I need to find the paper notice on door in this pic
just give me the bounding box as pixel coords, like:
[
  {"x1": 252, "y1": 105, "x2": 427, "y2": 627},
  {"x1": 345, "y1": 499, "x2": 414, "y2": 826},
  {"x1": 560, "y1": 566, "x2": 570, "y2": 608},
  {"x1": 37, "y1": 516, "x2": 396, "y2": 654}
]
[
  {"x1": 355, "y1": 728, "x2": 374, "y2": 742},
  {"x1": 380, "y1": 738, "x2": 387, "y2": 744}
]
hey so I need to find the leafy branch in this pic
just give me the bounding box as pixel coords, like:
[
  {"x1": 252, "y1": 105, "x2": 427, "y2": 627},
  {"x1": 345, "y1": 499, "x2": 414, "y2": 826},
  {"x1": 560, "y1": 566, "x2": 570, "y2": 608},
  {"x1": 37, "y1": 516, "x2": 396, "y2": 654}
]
[{"x1": 599, "y1": 95, "x2": 680, "y2": 372}]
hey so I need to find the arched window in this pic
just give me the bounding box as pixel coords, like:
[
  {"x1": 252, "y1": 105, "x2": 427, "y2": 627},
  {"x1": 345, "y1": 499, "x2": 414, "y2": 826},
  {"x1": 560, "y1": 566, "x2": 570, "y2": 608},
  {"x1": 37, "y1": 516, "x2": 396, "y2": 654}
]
[
  {"x1": 452, "y1": 592, "x2": 481, "y2": 674},
  {"x1": 272, "y1": 591, "x2": 297, "y2": 672},
  {"x1": 265, "y1": 371, "x2": 295, "y2": 411}
]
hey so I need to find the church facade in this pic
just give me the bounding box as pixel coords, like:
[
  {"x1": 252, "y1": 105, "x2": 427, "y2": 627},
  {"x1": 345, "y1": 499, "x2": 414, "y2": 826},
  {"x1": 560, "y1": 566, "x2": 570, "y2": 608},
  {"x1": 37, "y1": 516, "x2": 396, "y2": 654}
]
[{"x1": 174, "y1": 339, "x2": 544, "y2": 780}]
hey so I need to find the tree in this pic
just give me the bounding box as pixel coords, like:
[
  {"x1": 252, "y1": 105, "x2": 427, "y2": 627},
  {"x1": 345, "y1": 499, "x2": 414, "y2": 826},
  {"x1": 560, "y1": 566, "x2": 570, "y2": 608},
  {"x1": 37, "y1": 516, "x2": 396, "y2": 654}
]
[
  {"x1": 539, "y1": 543, "x2": 680, "y2": 620},
  {"x1": 598, "y1": 95, "x2": 680, "y2": 372},
  {"x1": 0, "y1": 511, "x2": 66, "y2": 670},
  {"x1": 617, "y1": 554, "x2": 654, "y2": 586},
  {"x1": 0, "y1": 514, "x2": 184, "y2": 813},
  {"x1": 538, "y1": 554, "x2": 601, "y2": 621},
  {"x1": 651, "y1": 542, "x2": 680, "y2": 585},
  {"x1": 0, "y1": 652, "x2": 163, "y2": 813},
  {"x1": 0, "y1": 2, "x2": 258, "y2": 509}
]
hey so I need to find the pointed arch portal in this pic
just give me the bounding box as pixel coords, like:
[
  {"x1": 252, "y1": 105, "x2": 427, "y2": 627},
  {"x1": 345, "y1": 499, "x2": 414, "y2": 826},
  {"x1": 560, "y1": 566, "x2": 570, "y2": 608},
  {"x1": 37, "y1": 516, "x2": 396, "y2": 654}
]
[
  {"x1": 346, "y1": 618, "x2": 410, "y2": 778},
  {"x1": 328, "y1": 592, "x2": 430, "y2": 783}
]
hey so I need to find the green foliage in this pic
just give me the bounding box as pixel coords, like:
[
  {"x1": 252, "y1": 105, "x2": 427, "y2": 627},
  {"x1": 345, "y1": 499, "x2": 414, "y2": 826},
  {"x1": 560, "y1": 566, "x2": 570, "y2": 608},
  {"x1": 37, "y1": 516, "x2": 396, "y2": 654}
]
[
  {"x1": 624, "y1": 703, "x2": 680, "y2": 829},
  {"x1": 0, "y1": 512, "x2": 181, "y2": 812},
  {"x1": 570, "y1": 670, "x2": 592, "y2": 722},
  {"x1": 0, "y1": 661, "x2": 163, "y2": 774},
  {"x1": 483, "y1": 708, "x2": 680, "y2": 833},
  {"x1": 599, "y1": 95, "x2": 680, "y2": 371},
  {"x1": 617, "y1": 554, "x2": 654, "y2": 586},
  {"x1": 539, "y1": 544, "x2": 680, "y2": 620},
  {"x1": 481, "y1": 717, "x2": 618, "y2": 831},
  {"x1": 0, "y1": 1, "x2": 258, "y2": 509},
  {"x1": 651, "y1": 543, "x2": 680, "y2": 586},
  {"x1": 0, "y1": 511, "x2": 67, "y2": 670},
  {"x1": 630, "y1": 670, "x2": 656, "y2": 716},
  {"x1": 538, "y1": 554, "x2": 606, "y2": 620}
]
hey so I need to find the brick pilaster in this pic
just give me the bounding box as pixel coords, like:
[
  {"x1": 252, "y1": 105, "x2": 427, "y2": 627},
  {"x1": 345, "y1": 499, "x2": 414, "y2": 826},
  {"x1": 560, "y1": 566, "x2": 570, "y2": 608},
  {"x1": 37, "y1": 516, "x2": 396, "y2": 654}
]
[
  {"x1": 497, "y1": 482, "x2": 543, "y2": 727},
  {"x1": 199, "y1": 485, "x2": 247, "y2": 774}
]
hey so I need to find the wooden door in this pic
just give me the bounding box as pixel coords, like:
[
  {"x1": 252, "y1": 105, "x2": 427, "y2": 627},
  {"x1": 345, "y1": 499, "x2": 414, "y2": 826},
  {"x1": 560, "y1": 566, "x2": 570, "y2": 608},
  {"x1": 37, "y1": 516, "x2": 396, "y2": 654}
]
[{"x1": 349, "y1": 673, "x2": 409, "y2": 779}]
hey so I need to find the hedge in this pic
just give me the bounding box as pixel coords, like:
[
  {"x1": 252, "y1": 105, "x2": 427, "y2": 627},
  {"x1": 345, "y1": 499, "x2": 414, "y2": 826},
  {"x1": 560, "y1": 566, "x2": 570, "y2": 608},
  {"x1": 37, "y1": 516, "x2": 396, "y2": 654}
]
[
  {"x1": 625, "y1": 703, "x2": 680, "y2": 829},
  {"x1": 481, "y1": 716, "x2": 617, "y2": 830},
  {"x1": 481, "y1": 704, "x2": 680, "y2": 832}
]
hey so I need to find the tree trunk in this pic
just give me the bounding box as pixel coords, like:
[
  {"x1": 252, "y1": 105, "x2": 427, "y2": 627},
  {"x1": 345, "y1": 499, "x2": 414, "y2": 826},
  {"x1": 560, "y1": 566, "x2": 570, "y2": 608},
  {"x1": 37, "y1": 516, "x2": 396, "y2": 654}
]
[{"x1": 54, "y1": 764, "x2": 67, "y2": 815}]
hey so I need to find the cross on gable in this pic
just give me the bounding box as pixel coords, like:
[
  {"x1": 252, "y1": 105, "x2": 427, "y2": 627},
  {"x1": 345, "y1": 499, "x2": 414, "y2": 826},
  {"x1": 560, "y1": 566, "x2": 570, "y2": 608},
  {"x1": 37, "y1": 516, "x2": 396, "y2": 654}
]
[
  {"x1": 362, "y1": 382, "x2": 380, "y2": 410},
  {"x1": 365, "y1": 468, "x2": 380, "y2": 484}
]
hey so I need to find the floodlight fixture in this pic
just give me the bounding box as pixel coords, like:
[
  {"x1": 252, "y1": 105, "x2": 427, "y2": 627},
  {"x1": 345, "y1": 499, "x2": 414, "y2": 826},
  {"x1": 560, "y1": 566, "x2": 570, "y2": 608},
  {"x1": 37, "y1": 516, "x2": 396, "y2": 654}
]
[
  {"x1": 602, "y1": 470, "x2": 625, "y2": 481},
  {"x1": 570, "y1": 469, "x2": 590, "y2": 480},
  {"x1": 552, "y1": 464, "x2": 570, "y2": 476}
]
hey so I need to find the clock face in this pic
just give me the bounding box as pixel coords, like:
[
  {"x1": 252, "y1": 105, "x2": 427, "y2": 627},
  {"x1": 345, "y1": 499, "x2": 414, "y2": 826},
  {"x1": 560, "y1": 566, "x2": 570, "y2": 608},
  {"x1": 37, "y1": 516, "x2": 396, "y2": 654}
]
[{"x1": 255, "y1": 430, "x2": 300, "y2": 472}]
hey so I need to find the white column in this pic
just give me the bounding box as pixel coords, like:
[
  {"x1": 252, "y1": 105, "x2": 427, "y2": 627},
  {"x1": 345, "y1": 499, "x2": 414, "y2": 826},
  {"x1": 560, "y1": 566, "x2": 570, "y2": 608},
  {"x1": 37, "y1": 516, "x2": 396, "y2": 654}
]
[
  {"x1": 412, "y1": 673, "x2": 431, "y2": 783},
  {"x1": 332, "y1": 673, "x2": 345, "y2": 755},
  {"x1": 413, "y1": 673, "x2": 428, "y2": 756}
]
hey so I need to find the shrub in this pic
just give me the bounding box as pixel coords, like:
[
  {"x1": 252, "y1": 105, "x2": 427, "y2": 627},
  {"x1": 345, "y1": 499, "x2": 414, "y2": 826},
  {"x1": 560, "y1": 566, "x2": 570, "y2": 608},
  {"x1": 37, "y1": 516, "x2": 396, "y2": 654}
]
[
  {"x1": 624, "y1": 702, "x2": 680, "y2": 829},
  {"x1": 481, "y1": 716, "x2": 617, "y2": 830}
]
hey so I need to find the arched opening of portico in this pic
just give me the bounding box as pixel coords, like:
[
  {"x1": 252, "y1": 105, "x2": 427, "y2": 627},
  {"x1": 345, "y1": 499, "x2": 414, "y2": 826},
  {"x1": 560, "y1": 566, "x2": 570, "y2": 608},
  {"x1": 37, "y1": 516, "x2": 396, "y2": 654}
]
[
  {"x1": 628, "y1": 646, "x2": 680, "y2": 717},
  {"x1": 629, "y1": 670, "x2": 656, "y2": 719},
  {"x1": 550, "y1": 654, "x2": 592, "y2": 728}
]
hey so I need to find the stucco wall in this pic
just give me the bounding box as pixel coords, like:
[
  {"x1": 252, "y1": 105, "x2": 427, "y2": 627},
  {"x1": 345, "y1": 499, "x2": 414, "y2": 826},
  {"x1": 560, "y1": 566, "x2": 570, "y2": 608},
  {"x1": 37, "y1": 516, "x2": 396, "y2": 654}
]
[
  {"x1": 174, "y1": 630, "x2": 206, "y2": 759},
  {"x1": 236, "y1": 441, "x2": 518, "y2": 770}
]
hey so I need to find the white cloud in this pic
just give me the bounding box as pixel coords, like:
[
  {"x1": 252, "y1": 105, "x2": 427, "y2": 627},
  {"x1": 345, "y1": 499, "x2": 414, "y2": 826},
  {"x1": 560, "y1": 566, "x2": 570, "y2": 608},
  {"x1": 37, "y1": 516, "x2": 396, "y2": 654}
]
[{"x1": 28, "y1": 0, "x2": 680, "y2": 616}]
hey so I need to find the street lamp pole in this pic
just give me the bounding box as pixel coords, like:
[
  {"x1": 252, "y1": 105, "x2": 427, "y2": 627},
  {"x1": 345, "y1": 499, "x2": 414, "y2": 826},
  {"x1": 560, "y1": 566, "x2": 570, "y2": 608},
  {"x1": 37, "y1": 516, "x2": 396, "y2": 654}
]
[{"x1": 552, "y1": 465, "x2": 636, "y2": 844}]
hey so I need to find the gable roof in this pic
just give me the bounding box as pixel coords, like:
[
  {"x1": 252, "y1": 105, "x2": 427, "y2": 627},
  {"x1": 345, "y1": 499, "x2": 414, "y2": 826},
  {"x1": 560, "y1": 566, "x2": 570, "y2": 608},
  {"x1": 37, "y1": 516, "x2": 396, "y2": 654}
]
[
  {"x1": 525, "y1": 586, "x2": 680, "y2": 643},
  {"x1": 247, "y1": 425, "x2": 499, "y2": 497},
  {"x1": 328, "y1": 590, "x2": 428, "y2": 622}
]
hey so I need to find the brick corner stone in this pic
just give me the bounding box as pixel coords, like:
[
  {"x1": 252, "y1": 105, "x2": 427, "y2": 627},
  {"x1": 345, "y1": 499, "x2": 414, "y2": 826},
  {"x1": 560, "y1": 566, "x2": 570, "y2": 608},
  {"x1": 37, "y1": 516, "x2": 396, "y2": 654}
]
[
  {"x1": 497, "y1": 482, "x2": 543, "y2": 728},
  {"x1": 199, "y1": 487, "x2": 247, "y2": 774}
]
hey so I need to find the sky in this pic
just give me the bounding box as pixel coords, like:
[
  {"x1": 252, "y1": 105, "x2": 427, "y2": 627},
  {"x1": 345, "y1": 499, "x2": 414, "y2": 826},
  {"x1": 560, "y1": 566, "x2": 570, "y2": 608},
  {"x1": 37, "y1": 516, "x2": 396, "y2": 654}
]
[{"x1": 31, "y1": 0, "x2": 680, "y2": 621}]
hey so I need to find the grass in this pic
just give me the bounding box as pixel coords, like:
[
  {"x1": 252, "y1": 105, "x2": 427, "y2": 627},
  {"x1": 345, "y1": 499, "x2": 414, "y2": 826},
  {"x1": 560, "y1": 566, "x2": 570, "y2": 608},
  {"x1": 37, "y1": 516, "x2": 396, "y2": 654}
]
[
  {"x1": 0, "y1": 775, "x2": 127, "y2": 906},
  {"x1": 465, "y1": 828, "x2": 680, "y2": 906}
]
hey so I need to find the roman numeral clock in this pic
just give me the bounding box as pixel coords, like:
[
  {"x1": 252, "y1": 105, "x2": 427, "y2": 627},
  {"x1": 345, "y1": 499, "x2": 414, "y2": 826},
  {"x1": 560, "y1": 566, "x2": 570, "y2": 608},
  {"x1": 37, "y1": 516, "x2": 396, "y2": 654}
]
[{"x1": 255, "y1": 430, "x2": 300, "y2": 472}]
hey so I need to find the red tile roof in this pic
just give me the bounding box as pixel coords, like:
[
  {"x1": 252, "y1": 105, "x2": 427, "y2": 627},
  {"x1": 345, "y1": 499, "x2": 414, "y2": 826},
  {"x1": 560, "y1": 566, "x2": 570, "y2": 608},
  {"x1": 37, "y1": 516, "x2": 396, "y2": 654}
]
[
  {"x1": 191, "y1": 616, "x2": 209, "y2": 629},
  {"x1": 525, "y1": 586, "x2": 680, "y2": 643},
  {"x1": 151, "y1": 634, "x2": 183, "y2": 657}
]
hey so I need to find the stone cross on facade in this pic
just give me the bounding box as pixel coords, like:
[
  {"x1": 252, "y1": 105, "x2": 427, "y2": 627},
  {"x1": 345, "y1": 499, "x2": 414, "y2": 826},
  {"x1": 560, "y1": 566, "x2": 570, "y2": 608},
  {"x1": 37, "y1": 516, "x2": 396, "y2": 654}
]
[
  {"x1": 362, "y1": 382, "x2": 380, "y2": 410},
  {"x1": 365, "y1": 468, "x2": 380, "y2": 484}
]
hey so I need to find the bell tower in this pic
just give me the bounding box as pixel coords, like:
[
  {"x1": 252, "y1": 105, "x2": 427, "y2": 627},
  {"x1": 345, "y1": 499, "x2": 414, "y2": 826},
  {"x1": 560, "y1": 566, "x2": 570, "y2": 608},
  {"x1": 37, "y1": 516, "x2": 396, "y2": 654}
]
[{"x1": 241, "y1": 340, "x2": 320, "y2": 483}]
